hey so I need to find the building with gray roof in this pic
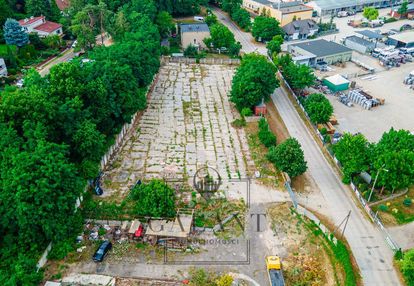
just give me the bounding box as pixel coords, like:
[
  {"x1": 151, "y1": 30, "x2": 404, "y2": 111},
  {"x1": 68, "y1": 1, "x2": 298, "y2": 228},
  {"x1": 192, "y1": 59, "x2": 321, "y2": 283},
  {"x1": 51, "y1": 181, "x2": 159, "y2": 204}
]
[
  {"x1": 282, "y1": 19, "x2": 319, "y2": 40},
  {"x1": 288, "y1": 39, "x2": 352, "y2": 66},
  {"x1": 307, "y1": 0, "x2": 407, "y2": 16},
  {"x1": 180, "y1": 23, "x2": 210, "y2": 49}
]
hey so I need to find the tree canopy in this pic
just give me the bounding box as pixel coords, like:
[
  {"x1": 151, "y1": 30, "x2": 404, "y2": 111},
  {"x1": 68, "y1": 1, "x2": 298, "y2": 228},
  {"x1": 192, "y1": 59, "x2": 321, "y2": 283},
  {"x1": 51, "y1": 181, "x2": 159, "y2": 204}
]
[
  {"x1": 275, "y1": 54, "x2": 316, "y2": 90},
  {"x1": 333, "y1": 133, "x2": 372, "y2": 183},
  {"x1": 267, "y1": 138, "x2": 307, "y2": 178},
  {"x1": 304, "y1": 93, "x2": 333, "y2": 124},
  {"x1": 363, "y1": 7, "x2": 379, "y2": 20},
  {"x1": 230, "y1": 54, "x2": 279, "y2": 110},
  {"x1": 3, "y1": 18, "x2": 29, "y2": 47},
  {"x1": 266, "y1": 35, "x2": 284, "y2": 57},
  {"x1": 252, "y1": 16, "x2": 284, "y2": 41},
  {"x1": 0, "y1": 2, "x2": 162, "y2": 283}
]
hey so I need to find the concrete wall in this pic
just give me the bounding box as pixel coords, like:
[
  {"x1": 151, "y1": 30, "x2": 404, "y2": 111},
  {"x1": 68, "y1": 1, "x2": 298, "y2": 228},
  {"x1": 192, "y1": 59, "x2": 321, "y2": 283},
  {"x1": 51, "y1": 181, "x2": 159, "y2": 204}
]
[
  {"x1": 279, "y1": 10, "x2": 313, "y2": 26},
  {"x1": 181, "y1": 31, "x2": 210, "y2": 49},
  {"x1": 316, "y1": 51, "x2": 353, "y2": 64}
]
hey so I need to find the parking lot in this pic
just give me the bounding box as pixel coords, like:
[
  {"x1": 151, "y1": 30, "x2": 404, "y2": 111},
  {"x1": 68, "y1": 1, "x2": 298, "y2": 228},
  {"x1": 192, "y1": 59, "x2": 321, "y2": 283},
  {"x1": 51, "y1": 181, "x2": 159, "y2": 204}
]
[{"x1": 307, "y1": 9, "x2": 414, "y2": 142}]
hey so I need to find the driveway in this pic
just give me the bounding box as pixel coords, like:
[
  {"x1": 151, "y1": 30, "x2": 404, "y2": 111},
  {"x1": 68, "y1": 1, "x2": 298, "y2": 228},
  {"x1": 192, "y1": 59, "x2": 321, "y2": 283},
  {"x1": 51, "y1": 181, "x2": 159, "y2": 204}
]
[{"x1": 212, "y1": 7, "x2": 401, "y2": 286}]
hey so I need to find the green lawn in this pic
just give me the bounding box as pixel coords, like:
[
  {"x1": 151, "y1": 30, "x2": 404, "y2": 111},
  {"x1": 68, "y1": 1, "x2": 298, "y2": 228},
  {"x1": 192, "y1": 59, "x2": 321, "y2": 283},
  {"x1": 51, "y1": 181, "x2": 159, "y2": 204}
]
[{"x1": 372, "y1": 187, "x2": 414, "y2": 225}]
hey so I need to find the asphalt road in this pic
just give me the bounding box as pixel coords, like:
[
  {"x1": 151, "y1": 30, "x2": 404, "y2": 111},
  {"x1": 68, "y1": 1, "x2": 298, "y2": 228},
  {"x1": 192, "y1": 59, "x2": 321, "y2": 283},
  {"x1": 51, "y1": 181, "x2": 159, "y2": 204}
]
[
  {"x1": 38, "y1": 48, "x2": 75, "y2": 77},
  {"x1": 212, "y1": 8, "x2": 401, "y2": 286}
]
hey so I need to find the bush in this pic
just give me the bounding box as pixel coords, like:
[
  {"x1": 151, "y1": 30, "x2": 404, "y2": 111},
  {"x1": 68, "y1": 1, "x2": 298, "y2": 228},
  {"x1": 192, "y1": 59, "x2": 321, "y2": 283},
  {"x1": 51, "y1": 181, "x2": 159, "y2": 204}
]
[
  {"x1": 232, "y1": 117, "x2": 246, "y2": 128},
  {"x1": 384, "y1": 17, "x2": 397, "y2": 23},
  {"x1": 48, "y1": 240, "x2": 75, "y2": 260},
  {"x1": 403, "y1": 198, "x2": 412, "y2": 207},
  {"x1": 241, "y1": 107, "x2": 253, "y2": 117},
  {"x1": 267, "y1": 138, "x2": 307, "y2": 178},
  {"x1": 259, "y1": 129, "x2": 276, "y2": 147},
  {"x1": 320, "y1": 127, "x2": 328, "y2": 135},
  {"x1": 184, "y1": 44, "x2": 198, "y2": 58},
  {"x1": 257, "y1": 117, "x2": 276, "y2": 147},
  {"x1": 378, "y1": 204, "x2": 388, "y2": 212},
  {"x1": 161, "y1": 46, "x2": 170, "y2": 55}
]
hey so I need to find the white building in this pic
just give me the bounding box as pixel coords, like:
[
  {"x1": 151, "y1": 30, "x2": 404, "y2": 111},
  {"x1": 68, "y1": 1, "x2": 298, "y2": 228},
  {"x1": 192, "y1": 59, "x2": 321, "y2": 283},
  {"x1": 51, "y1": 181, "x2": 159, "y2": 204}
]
[
  {"x1": 0, "y1": 58, "x2": 7, "y2": 77},
  {"x1": 307, "y1": 0, "x2": 410, "y2": 16},
  {"x1": 18, "y1": 16, "x2": 62, "y2": 37}
]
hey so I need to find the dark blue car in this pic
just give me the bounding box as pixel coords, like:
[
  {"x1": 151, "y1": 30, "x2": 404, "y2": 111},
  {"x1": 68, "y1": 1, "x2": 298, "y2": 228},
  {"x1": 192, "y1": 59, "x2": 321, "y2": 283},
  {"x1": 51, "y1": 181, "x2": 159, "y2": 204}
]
[{"x1": 92, "y1": 241, "x2": 112, "y2": 262}]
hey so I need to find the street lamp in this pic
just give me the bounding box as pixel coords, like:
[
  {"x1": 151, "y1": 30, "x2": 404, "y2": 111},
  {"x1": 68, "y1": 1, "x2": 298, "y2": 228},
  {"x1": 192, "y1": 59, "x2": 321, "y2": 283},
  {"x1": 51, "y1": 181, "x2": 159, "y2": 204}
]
[{"x1": 367, "y1": 165, "x2": 389, "y2": 202}]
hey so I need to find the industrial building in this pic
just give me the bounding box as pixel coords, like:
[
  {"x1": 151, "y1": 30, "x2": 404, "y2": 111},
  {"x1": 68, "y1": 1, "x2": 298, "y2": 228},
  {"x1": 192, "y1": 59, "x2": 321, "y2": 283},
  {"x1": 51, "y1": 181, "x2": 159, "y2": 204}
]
[
  {"x1": 387, "y1": 31, "x2": 414, "y2": 48},
  {"x1": 288, "y1": 39, "x2": 352, "y2": 66},
  {"x1": 243, "y1": 0, "x2": 313, "y2": 26},
  {"x1": 307, "y1": 0, "x2": 407, "y2": 16}
]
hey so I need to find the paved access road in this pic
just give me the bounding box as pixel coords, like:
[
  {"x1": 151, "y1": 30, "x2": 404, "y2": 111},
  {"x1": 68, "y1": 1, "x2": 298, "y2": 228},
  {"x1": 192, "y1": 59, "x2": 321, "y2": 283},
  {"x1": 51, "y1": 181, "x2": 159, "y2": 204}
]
[{"x1": 212, "y1": 8, "x2": 401, "y2": 286}]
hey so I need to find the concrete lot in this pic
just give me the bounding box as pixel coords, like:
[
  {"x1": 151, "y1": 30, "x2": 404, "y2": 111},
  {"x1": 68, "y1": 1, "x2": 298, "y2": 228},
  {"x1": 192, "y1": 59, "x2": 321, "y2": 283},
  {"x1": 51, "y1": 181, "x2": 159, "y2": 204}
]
[
  {"x1": 102, "y1": 63, "x2": 252, "y2": 198},
  {"x1": 311, "y1": 10, "x2": 414, "y2": 142}
]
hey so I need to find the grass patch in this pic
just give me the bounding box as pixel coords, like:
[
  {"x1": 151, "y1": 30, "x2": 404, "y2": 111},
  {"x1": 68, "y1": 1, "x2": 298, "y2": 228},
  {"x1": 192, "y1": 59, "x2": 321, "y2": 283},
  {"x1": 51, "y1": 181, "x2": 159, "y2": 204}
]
[{"x1": 372, "y1": 187, "x2": 414, "y2": 225}]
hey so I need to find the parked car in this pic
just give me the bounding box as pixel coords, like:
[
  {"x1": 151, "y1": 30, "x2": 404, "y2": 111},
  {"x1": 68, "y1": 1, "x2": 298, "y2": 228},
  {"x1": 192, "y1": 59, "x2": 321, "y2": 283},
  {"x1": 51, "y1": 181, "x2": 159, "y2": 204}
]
[
  {"x1": 401, "y1": 24, "x2": 413, "y2": 31},
  {"x1": 16, "y1": 79, "x2": 24, "y2": 88},
  {"x1": 348, "y1": 10, "x2": 356, "y2": 16},
  {"x1": 92, "y1": 241, "x2": 112, "y2": 262}
]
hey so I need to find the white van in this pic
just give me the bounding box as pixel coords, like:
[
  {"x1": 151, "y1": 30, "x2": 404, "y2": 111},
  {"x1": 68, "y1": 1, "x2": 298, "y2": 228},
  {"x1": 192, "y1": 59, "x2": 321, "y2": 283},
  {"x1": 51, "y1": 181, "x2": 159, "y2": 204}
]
[{"x1": 194, "y1": 16, "x2": 204, "y2": 22}]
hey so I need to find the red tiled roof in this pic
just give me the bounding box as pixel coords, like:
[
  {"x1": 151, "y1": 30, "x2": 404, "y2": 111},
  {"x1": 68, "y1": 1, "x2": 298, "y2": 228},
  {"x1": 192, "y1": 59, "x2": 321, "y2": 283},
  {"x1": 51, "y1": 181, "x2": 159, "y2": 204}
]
[
  {"x1": 18, "y1": 16, "x2": 44, "y2": 26},
  {"x1": 55, "y1": 0, "x2": 70, "y2": 10},
  {"x1": 34, "y1": 21, "x2": 62, "y2": 33}
]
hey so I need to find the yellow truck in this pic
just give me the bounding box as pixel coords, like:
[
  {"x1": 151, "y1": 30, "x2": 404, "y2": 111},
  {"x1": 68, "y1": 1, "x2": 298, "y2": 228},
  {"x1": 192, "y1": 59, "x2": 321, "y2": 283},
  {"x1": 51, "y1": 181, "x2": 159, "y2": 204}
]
[{"x1": 266, "y1": 256, "x2": 285, "y2": 286}]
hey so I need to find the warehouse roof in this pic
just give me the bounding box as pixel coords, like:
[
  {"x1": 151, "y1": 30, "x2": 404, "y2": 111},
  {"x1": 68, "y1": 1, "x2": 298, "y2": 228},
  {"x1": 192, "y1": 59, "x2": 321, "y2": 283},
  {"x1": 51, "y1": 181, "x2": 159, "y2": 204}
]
[
  {"x1": 356, "y1": 30, "x2": 383, "y2": 39},
  {"x1": 346, "y1": 35, "x2": 375, "y2": 47},
  {"x1": 292, "y1": 39, "x2": 352, "y2": 57},
  {"x1": 388, "y1": 31, "x2": 414, "y2": 44},
  {"x1": 180, "y1": 23, "x2": 210, "y2": 33},
  {"x1": 308, "y1": 0, "x2": 380, "y2": 10}
]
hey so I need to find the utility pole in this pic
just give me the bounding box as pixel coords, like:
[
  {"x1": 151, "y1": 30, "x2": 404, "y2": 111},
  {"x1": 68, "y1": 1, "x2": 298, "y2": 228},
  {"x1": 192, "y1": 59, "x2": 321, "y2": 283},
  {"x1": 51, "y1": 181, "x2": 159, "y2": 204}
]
[
  {"x1": 333, "y1": 211, "x2": 351, "y2": 239},
  {"x1": 367, "y1": 165, "x2": 388, "y2": 202}
]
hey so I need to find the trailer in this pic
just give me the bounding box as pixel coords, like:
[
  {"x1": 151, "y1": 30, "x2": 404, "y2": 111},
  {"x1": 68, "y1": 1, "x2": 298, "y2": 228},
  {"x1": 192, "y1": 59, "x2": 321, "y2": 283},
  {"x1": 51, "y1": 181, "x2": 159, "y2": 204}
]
[{"x1": 266, "y1": 256, "x2": 285, "y2": 286}]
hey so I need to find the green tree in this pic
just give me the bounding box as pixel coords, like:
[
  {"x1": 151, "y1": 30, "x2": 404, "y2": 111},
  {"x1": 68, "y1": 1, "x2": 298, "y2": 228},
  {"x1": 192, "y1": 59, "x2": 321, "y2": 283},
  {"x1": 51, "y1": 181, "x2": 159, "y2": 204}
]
[
  {"x1": 25, "y1": 0, "x2": 49, "y2": 17},
  {"x1": 252, "y1": 16, "x2": 284, "y2": 42},
  {"x1": 401, "y1": 249, "x2": 414, "y2": 286},
  {"x1": 230, "y1": 54, "x2": 278, "y2": 110},
  {"x1": 363, "y1": 7, "x2": 379, "y2": 20},
  {"x1": 267, "y1": 137, "x2": 307, "y2": 178},
  {"x1": 131, "y1": 179, "x2": 176, "y2": 217},
  {"x1": 221, "y1": 0, "x2": 242, "y2": 13},
  {"x1": 333, "y1": 133, "x2": 371, "y2": 183},
  {"x1": 71, "y1": 9, "x2": 96, "y2": 50},
  {"x1": 285, "y1": 63, "x2": 316, "y2": 90},
  {"x1": 3, "y1": 18, "x2": 29, "y2": 47},
  {"x1": 231, "y1": 8, "x2": 251, "y2": 30},
  {"x1": 398, "y1": 0, "x2": 409, "y2": 16},
  {"x1": 184, "y1": 44, "x2": 198, "y2": 57},
  {"x1": 204, "y1": 23, "x2": 235, "y2": 49},
  {"x1": 0, "y1": 0, "x2": 13, "y2": 27},
  {"x1": 266, "y1": 34, "x2": 284, "y2": 57},
  {"x1": 156, "y1": 11, "x2": 174, "y2": 37},
  {"x1": 372, "y1": 128, "x2": 414, "y2": 191},
  {"x1": 304, "y1": 93, "x2": 333, "y2": 124},
  {"x1": 205, "y1": 13, "x2": 218, "y2": 26}
]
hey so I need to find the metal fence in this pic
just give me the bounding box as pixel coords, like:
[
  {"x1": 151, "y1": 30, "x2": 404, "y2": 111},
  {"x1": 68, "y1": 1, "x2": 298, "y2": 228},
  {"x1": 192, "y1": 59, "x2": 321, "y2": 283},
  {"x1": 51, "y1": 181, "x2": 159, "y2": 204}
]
[{"x1": 277, "y1": 70, "x2": 400, "y2": 252}]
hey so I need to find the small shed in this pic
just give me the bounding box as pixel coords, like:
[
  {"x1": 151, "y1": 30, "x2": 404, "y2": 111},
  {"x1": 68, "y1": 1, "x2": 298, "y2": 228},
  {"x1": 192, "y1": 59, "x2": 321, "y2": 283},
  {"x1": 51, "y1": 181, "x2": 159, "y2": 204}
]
[
  {"x1": 323, "y1": 74, "x2": 350, "y2": 92},
  {"x1": 254, "y1": 100, "x2": 267, "y2": 116}
]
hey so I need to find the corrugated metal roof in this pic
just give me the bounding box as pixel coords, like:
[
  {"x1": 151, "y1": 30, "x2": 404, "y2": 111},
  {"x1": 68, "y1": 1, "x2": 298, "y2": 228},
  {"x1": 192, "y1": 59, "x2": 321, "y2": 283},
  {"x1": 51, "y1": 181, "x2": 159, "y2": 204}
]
[
  {"x1": 356, "y1": 30, "x2": 383, "y2": 39},
  {"x1": 388, "y1": 31, "x2": 414, "y2": 44}
]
